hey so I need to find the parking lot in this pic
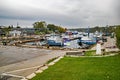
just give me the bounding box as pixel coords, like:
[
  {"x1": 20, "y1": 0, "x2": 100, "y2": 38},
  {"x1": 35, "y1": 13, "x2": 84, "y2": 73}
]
[{"x1": 0, "y1": 46, "x2": 66, "y2": 80}]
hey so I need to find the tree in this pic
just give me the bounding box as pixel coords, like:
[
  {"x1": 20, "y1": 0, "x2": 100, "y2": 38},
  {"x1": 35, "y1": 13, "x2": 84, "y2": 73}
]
[
  {"x1": 47, "y1": 24, "x2": 57, "y2": 32},
  {"x1": 33, "y1": 21, "x2": 46, "y2": 29},
  {"x1": 16, "y1": 26, "x2": 21, "y2": 28},
  {"x1": 115, "y1": 25, "x2": 120, "y2": 49},
  {"x1": 33, "y1": 21, "x2": 66, "y2": 34},
  {"x1": 57, "y1": 26, "x2": 66, "y2": 33},
  {"x1": 33, "y1": 21, "x2": 47, "y2": 34},
  {"x1": 2, "y1": 25, "x2": 13, "y2": 36},
  {"x1": 47, "y1": 24, "x2": 66, "y2": 33}
]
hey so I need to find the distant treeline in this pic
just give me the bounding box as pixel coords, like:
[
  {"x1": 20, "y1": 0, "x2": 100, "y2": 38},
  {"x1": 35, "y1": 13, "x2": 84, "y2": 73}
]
[
  {"x1": 33, "y1": 21, "x2": 67, "y2": 34},
  {"x1": 69, "y1": 25, "x2": 117, "y2": 33},
  {"x1": 0, "y1": 21, "x2": 67, "y2": 36}
]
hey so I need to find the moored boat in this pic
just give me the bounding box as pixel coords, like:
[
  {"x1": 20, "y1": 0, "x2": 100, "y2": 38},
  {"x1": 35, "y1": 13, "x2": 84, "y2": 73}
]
[
  {"x1": 77, "y1": 36, "x2": 97, "y2": 45},
  {"x1": 47, "y1": 33, "x2": 64, "y2": 46}
]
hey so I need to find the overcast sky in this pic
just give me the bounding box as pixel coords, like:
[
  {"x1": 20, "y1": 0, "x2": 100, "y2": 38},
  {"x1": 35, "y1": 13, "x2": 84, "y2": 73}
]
[{"x1": 0, "y1": 0, "x2": 120, "y2": 28}]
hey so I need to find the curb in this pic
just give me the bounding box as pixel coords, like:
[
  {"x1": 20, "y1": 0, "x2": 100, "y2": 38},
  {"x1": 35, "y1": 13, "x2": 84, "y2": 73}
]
[
  {"x1": 20, "y1": 56, "x2": 64, "y2": 80},
  {"x1": 26, "y1": 73, "x2": 36, "y2": 79}
]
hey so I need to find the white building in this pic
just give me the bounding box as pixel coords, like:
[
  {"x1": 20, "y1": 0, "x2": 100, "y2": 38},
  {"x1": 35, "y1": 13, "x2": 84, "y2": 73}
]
[{"x1": 9, "y1": 30, "x2": 21, "y2": 37}]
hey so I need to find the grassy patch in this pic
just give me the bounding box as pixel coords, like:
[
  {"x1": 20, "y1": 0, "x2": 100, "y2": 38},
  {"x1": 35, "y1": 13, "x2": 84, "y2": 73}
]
[
  {"x1": 103, "y1": 51, "x2": 120, "y2": 55},
  {"x1": 32, "y1": 54, "x2": 120, "y2": 80},
  {"x1": 84, "y1": 50, "x2": 96, "y2": 56}
]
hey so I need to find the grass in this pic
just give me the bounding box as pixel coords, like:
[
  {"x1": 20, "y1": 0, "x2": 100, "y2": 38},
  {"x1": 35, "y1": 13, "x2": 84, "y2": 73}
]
[
  {"x1": 32, "y1": 53, "x2": 120, "y2": 80},
  {"x1": 84, "y1": 50, "x2": 96, "y2": 56}
]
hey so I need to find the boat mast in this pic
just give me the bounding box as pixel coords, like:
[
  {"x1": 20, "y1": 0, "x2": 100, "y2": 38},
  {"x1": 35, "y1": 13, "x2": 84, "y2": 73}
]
[{"x1": 88, "y1": 26, "x2": 90, "y2": 37}]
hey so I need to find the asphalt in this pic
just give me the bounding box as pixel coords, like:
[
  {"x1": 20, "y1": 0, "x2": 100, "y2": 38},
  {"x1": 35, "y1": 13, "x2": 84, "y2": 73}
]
[
  {"x1": 0, "y1": 46, "x2": 66, "y2": 80},
  {"x1": 91, "y1": 37, "x2": 119, "y2": 50},
  {"x1": 0, "y1": 37, "x2": 119, "y2": 80}
]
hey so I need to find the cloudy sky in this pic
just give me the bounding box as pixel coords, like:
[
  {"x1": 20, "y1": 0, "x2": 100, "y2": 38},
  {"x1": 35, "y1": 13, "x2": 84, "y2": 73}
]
[{"x1": 0, "y1": 0, "x2": 120, "y2": 28}]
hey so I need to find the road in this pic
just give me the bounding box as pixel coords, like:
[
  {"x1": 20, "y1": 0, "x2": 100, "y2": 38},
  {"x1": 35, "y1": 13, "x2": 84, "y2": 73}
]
[
  {"x1": 91, "y1": 37, "x2": 119, "y2": 52},
  {"x1": 0, "y1": 46, "x2": 66, "y2": 80}
]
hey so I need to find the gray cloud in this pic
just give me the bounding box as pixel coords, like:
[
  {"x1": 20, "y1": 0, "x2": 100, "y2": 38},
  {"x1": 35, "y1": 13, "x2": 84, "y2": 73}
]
[
  {"x1": 0, "y1": 0, "x2": 120, "y2": 28},
  {"x1": 114, "y1": 0, "x2": 120, "y2": 19}
]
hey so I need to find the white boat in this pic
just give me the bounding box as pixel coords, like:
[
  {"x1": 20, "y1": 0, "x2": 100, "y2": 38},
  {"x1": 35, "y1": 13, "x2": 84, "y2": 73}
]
[
  {"x1": 47, "y1": 33, "x2": 64, "y2": 46},
  {"x1": 77, "y1": 36, "x2": 97, "y2": 45}
]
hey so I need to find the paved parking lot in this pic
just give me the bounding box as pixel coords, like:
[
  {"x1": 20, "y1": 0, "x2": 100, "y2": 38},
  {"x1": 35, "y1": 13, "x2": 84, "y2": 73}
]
[
  {"x1": 0, "y1": 46, "x2": 51, "y2": 67},
  {"x1": 0, "y1": 46, "x2": 66, "y2": 80}
]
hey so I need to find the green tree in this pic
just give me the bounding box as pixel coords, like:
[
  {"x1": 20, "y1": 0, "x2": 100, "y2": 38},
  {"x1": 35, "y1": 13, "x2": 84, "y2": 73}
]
[
  {"x1": 16, "y1": 26, "x2": 21, "y2": 28},
  {"x1": 2, "y1": 26, "x2": 13, "y2": 36},
  {"x1": 47, "y1": 24, "x2": 57, "y2": 32},
  {"x1": 57, "y1": 26, "x2": 66, "y2": 33},
  {"x1": 47, "y1": 24, "x2": 66, "y2": 33},
  {"x1": 33, "y1": 21, "x2": 46, "y2": 29},
  {"x1": 115, "y1": 25, "x2": 120, "y2": 49},
  {"x1": 33, "y1": 21, "x2": 47, "y2": 34}
]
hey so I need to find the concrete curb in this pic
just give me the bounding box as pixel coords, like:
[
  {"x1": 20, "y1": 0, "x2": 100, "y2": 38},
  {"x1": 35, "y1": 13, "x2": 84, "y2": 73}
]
[
  {"x1": 67, "y1": 53, "x2": 119, "y2": 57},
  {"x1": 20, "y1": 56, "x2": 64, "y2": 80},
  {"x1": 35, "y1": 69, "x2": 43, "y2": 74},
  {"x1": 48, "y1": 62, "x2": 55, "y2": 66},
  {"x1": 26, "y1": 73, "x2": 36, "y2": 79},
  {"x1": 40, "y1": 66, "x2": 48, "y2": 70},
  {"x1": 21, "y1": 78, "x2": 28, "y2": 80}
]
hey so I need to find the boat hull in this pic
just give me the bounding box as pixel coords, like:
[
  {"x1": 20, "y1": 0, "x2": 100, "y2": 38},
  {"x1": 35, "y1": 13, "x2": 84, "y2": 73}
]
[
  {"x1": 77, "y1": 39, "x2": 96, "y2": 45},
  {"x1": 47, "y1": 40, "x2": 64, "y2": 46}
]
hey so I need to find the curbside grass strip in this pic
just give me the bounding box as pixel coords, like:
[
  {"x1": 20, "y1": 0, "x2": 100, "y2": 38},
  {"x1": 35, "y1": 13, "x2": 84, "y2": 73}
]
[{"x1": 68, "y1": 53, "x2": 119, "y2": 57}]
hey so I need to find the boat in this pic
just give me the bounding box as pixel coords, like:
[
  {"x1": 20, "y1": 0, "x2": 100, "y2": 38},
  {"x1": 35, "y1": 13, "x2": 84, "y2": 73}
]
[
  {"x1": 77, "y1": 36, "x2": 97, "y2": 45},
  {"x1": 63, "y1": 37, "x2": 71, "y2": 46},
  {"x1": 77, "y1": 27, "x2": 97, "y2": 46},
  {"x1": 47, "y1": 33, "x2": 64, "y2": 46}
]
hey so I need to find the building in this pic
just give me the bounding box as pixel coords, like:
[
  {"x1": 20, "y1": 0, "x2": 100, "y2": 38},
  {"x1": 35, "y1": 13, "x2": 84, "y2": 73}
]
[{"x1": 9, "y1": 30, "x2": 21, "y2": 37}]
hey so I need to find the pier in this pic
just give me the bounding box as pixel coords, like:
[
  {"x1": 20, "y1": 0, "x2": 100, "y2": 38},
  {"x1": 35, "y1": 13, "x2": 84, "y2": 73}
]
[{"x1": 0, "y1": 35, "x2": 45, "y2": 46}]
